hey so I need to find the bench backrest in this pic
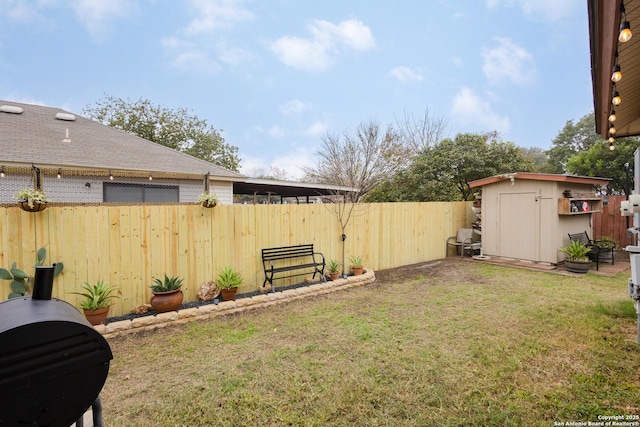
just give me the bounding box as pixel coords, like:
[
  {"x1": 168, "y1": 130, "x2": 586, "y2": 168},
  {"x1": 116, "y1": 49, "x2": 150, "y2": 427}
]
[
  {"x1": 568, "y1": 231, "x2": 592, "y2": 246},
  {"x1": 262, "y1": 244, "x2": 315, "y2": 262}
]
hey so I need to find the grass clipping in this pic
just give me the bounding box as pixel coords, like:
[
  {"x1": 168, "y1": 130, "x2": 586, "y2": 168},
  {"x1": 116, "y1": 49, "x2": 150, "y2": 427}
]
[{"x1": 101, "y1": 260, "x2": 640, "y2": 426}]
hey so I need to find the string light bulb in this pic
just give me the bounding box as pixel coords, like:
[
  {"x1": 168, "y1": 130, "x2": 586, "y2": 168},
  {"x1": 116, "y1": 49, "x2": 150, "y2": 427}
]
[
  {"x1": 0, "y1": 166, "x2": 5, "y2": 178},
  {"x1": 612, "y1": 64, "x2": 622, "y2": 82},
  {"x1": 148, "y1": 173, "x2": 153, "y2": 181},
  {"x1": 609, "y1": 123, "x2": 617, "y2": 135},
  {"x1": 609, "y1": 142, "x2": 616, "y2": 151},
  {"x1": 57, "y1": 168, "x2": 61, "y2": 179},
  {"x1": 612, "y1": 90, "x2": 622, "y2": 106},
  {"x1": 109, "y1": 170, "x2": 114, "y2": 181},
  {"x1": 620, "y1": 3, "x2": 632, "y2": 43},
  {"x1": 609, "y1": 110, "x2": 617, "y2": 122}
]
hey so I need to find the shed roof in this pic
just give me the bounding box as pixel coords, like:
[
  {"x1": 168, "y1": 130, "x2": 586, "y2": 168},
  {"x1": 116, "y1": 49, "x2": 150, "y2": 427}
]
[
  {"x1": 469, "y1": 172, "x2": 611, "y2": 188},
  {"x1": 0, "y1": 100, "x2": 245, "y2": 181}
]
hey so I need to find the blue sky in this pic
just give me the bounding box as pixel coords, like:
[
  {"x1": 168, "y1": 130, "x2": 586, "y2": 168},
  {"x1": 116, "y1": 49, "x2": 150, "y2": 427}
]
[{"x1": 0, "y1": 0, "x2": 593, "y2": 179}]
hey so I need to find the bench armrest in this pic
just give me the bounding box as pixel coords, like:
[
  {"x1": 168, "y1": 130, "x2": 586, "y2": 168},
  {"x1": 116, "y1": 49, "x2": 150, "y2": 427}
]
[{"x1": 312, "y1": 252, "x2": 325, "y2": 265}]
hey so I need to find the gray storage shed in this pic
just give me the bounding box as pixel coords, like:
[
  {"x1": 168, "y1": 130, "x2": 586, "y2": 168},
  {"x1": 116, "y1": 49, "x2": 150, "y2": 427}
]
[{"x1": 469, "y1": 173, "x2": 610, "y2": 264}]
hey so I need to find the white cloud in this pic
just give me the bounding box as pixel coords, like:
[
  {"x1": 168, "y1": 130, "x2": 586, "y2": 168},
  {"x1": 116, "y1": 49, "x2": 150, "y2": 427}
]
[
  {"x1": 280, "y1": 99, "x2": 312, "y2": 115},
  {"x1": 270, "y1": 37, "x2": 334, "y2": 71},
  {"x1": 387, "y1": 66, "x2": 423, "y2": 83},
  {"x1": 215, "y1": 40, "x2": 253, "y2": 65},
  {"x1": 270, "y1": 19, "x2": 375, "y2": 71},
  {"x1": 268, "y1": 125, "x2": 284, "y2": 138},
  {"x1": 162, "y1": 37, "x2": 221, "y2": 72},
  {"x1": 162, "y1": 0, "x2": 253, "y2": 74},
  {"x1": 174, "y1": 51, "x2": 220, "y2": 73},
  {"x1": 69, "y1": 0, "x2": 134, "y2": 38},
  {"x1": 305, "y1": 121, "x2": 329, "y2": 137},
  {"x1": 240, "y1": 148, "x2": 313, "y2": 181},
  {"x1": 450, "y1": 55, "x2": 464, "y2": 67},
  {"x1": 485, "y1": 0, "x2": 576, "y2": 22},
  {"x1": 0, "y1": 0, "x2": 133, "y2": 38},
  {"x1": 184, "y1": 0, "x2": 253, "y2": 34},
  {"x1": 482, "y1": 37, "x2": 536, "y2": 86},
  {"x1": 450, "y1": 87, "x2": 510, "y2": 133},
  {"x1": 0, "y1": 0, "x2": 44, "y2": 21}
]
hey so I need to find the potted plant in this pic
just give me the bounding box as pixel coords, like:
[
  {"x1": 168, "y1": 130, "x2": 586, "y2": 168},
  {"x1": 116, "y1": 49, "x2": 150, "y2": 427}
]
[
  {"x1": 349, "y1": 255, "x2": 364, "y2": 276},
  {"x1": 326, "y1": 260, "x2": 341, "y2": 281},
  {"x1": 198, "y1": 192, "x2": 219, "y2": 208},
  {"x1": 14, "y1": 188, "x2": 48, "y2": 212},
  {"x1": 149, "y1": 274, "x2": 184, "y2": 313},
  {"x1": 73, "y1": 280, "x2": 119, "y2": 326},
  {"x1": 560, "y1": 240, "x2": 592, "y2": 273},
  {"x1": 594, "y1": 236, "x2": 616, "y2": 264},
  {"x1": 216, "y1": 265, "x2": 243, "y2": 301}
]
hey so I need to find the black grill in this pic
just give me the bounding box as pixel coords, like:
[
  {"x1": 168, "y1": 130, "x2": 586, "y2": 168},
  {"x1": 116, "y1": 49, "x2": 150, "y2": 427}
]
[{"x1": 0, "y1": 266, "x2": 113, "y2": 427}]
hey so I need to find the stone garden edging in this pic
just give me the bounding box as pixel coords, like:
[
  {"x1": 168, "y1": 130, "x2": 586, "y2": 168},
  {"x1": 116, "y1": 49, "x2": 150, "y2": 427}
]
[{"x1": 96, "y1": 269, "x2": 376, "y2": 339}]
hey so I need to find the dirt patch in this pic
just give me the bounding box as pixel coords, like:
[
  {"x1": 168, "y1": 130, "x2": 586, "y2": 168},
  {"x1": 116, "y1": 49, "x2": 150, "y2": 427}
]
[{"x1": 373, "y1": 258, "x2": 477, "y2": 284}]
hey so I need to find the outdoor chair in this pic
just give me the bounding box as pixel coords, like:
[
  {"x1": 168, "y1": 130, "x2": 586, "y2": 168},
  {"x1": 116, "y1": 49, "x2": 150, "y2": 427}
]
[
  {"x1": 568, "y1": 231, "x2": 615, "y2": 271},
  {"x1": 446, "y1": 228, "x2": 481, "y2": 258}
]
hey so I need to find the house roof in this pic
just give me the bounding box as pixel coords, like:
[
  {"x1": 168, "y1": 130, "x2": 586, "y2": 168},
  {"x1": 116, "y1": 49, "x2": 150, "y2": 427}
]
[
  {"x1": 469, "y1": 172, "x2": 611, "y2": 188},
  {"x1": 588, "y1": 0, "x2": 640, "y2": 138},
  {"x1": 0, "y1": 100, "x2": 245, "y2": 181}
]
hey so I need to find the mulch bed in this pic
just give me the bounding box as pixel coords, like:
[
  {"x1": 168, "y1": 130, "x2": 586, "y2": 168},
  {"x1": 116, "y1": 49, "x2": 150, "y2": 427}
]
[{"x1": 104, "y1": 278, "x2": 342, "y2": 325}]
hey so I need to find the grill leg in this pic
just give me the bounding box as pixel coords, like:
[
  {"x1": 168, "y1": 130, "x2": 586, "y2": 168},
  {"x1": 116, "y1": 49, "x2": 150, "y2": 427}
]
[
  {"x1": 75, "y1": 396, "x2": 103, "y2": 427},
  {"x1": 92, "y1": 396, "x2": 104, "y2": 427}
]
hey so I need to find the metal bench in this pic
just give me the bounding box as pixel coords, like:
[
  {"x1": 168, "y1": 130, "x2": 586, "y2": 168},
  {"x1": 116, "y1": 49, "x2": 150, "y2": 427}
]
[
  {"x1": 262, "y1": 244, "x2": 326, "y2": 292},
  {"x1": 568, "y1": 231, "x2": 614, "y2": 271}
]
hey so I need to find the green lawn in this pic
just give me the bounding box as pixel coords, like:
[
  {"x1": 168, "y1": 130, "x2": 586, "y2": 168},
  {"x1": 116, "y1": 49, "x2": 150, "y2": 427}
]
[{"x1": 100, "y1": 260, "x2": 640, "y2": 426}]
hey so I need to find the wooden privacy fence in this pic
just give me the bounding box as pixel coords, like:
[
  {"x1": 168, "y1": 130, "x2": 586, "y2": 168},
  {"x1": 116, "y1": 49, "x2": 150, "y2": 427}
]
[
  {"x1": 592, "y1": 195, "x2": 631, "y2": 246},
  {"x1": 0, "y1": 202, "x2": 472, "y2": 316}
]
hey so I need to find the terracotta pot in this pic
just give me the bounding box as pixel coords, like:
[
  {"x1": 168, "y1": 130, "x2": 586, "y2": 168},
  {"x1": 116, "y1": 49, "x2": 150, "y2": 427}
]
[
  {"x1": 150, "y1": 289, "x2": 183, "y2": 313},
  {"x1": 84, "y1": 307, "x2": 110, "y2": 326},
  {"x1": 351, "y1": 267, "x2": 364, "y2": 276},
  {"x1": 329, "y1": 272, "x2": 340, "y2": 281},
  {"x1": 18, "y1": 201, "x2": 46, "y2": 212},
  {"x1": 220, "y1": 287, "x2": 238, "y2": 301}
]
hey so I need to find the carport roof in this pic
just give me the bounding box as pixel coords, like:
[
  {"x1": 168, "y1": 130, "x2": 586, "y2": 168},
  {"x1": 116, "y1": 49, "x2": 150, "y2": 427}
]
[{"x1": 233, "y1": 178, "x2": 356, "y2": 199}]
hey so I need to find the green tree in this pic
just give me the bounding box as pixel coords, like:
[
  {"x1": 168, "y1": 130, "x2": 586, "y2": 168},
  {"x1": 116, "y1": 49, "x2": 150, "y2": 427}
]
[
  {"x1": 565, "y1": 138, "x2": 638, "y2": 194},
  {"x1": 366, "y1": 132, "x2": 534, "y2": 202},
  {"x1": 520, "y1": 146, "x2": 548, "y2": 172},
  {"x1": 544, "y1": 113, "x2": 601, "y2": 173},
  {"x1": 83, "y1": 95, "x2": 240, "y2": 172}
]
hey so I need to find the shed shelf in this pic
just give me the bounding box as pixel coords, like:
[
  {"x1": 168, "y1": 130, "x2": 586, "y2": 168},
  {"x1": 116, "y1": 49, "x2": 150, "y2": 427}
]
[{"x1": 558, "y1": 198, "x2": 602, "y2": 215}]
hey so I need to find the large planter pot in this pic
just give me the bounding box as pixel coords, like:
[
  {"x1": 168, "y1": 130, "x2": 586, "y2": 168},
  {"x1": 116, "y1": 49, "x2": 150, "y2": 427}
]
[
  {"x1": 83, "y1": 307, "x2": 110, "y2": 326},
  {"x1": 597, "y1": 250, "x2": 615, "y2": 264},
  {"x1": 351, "y1": 267, "x2": 364, "y2": 276},
  {"x1": 150, "y1": 289, "x2": 183, "y2": 313},
  {"x1": 564, "y1": 259, "x2": 591, "y2": 274},
  {"x1": 220, "y1": 287, "x2": 238, "y2": 301},
  {"x1": 329, "y1": 272, "x2": 340, "y2": 281},
  {"x1": 18, "y1": 201, "x2": 46, "y2": 212}
]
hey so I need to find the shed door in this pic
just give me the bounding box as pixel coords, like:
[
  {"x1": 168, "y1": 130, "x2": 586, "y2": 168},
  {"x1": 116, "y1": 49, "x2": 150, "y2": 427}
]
[{"x1": 499, "y1": 192, "x2": 538, "y2": 261}]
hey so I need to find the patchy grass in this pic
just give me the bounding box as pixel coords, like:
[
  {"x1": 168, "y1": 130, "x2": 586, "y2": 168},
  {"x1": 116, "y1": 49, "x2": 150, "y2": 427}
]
[{"x1": 101, "y1": 260, "x2": 640, "y2": 426}]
